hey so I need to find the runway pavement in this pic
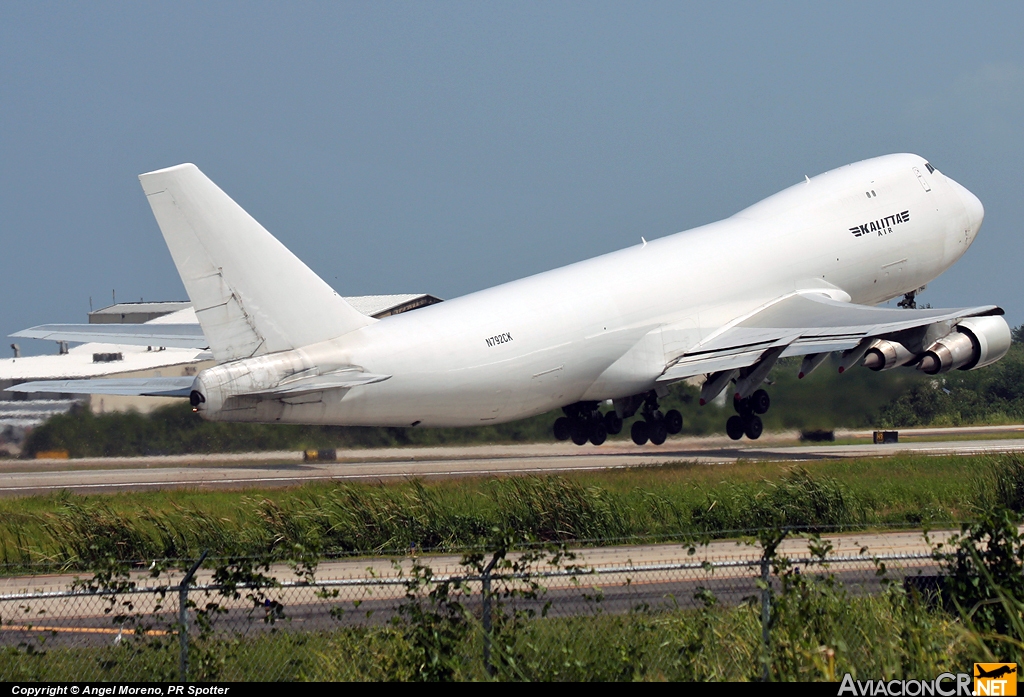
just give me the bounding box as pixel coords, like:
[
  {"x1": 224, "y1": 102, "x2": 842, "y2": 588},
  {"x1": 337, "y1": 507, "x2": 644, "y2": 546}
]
[{"x1": 3, "y1": 426, "x2": 1024, "y2": 496}]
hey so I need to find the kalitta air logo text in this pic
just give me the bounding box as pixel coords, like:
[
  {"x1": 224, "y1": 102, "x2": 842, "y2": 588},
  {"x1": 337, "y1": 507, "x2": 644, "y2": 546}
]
[
  {"x1": 849, "y1": 210, "x2": 910, "y2": 238},
  {"x1": 975, "y1": 663, "x2": 1017, "y2": 696}
]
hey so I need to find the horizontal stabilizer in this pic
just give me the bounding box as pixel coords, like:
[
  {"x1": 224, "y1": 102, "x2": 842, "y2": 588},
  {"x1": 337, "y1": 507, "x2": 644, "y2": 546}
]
[
  {"x1": 11, "y1": 324, "x2": 208, "y2": 349},
  {"x1": 6, "y1": 376, "x2": 196, "y2": 397},
  {"x1": 249, "y1": 369, "x2": 391, "y2": 398}
]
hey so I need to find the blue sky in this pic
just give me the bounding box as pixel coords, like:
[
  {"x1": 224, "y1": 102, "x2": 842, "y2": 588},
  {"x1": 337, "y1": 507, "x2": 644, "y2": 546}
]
[{"x1": 2, "y1": 2, "x2": 1022, "y2": 355}]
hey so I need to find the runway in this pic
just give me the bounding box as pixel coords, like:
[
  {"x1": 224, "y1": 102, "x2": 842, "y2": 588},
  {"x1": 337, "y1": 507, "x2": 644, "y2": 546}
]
[{"x1": 3, "y1": 425, "x2": 1024, "y2": 496}]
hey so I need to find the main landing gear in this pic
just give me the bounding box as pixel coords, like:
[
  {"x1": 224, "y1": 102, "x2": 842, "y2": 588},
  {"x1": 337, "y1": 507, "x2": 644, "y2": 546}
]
[
  {"x1": 629, "y1": 393, "x2": 683, "y2": 446},
  {"x1": 725, "y1": 388, "x2": 769, "y2": 441},
  {"x1": 552, "y1": 393, "x2": 682, "y2": 447},
  {"x1": 553, "y1": 402, "x2": 621, "y2": 446}
]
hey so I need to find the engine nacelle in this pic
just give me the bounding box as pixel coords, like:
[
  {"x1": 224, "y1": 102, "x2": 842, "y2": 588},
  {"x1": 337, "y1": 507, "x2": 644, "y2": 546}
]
[
  {"x1": 861, "y1": 340, "x2": 915, "y2": 371},
  {"x1": 189, "y1": 350, "x2": 315, "y2": 420},
  {"x1": 917, "y1": 315, "x2": 1011, "y2": 374}
]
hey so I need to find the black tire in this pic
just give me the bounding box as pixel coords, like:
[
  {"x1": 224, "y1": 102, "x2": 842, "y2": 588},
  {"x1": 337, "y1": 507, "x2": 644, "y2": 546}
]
[
  {"x1": 651, "y1": 409, "x2": 664, "y2": 422},
  {"x1": 604, "y1": 411, "x2": 623, "y2": 435},
  {"x1": 664, "y1": 409, "x2": 683, "y2": 435},
  {"x1": 570, "y1": 421, "x2": 589, "y2": 446},
  {"x1": 726, "y1": 415, "x2": 745, "y2": 440},
  {"x1": 589, "y1": 422, "x2": 607, "y2": 446},
  {"x1": 733, "y1": 396, "x2": 752, "y2": 416},
  {"x1": 743, "y1": 414, "x2": 763, "y2": 440},
  {"x1": 553, "y1": 417, "x2": 571, "y2": 441},
  {"x1": 631, "y1": 420, "x2": 650, "y2": 445},
  {"x1": 649, "y1": 420, "x2": 668, "y2": 445},
  {"x1": 751, "y1": 389, "x2": 770, "y2": 415}
]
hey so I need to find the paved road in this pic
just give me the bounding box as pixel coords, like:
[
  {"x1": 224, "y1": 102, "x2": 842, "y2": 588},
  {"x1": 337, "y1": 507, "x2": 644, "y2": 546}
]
[{"x1": 2, "y1": 428, "x2": 1024, "y2": 495}]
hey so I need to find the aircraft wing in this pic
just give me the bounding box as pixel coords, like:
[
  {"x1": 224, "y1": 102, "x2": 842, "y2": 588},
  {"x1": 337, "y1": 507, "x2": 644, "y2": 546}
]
[
  {"x1": 10, "y1": 324, "x2": 208, "y2": 349},
  {"x1": 658, "y1": 292, "x2": 1002, "y2": 383},
  {"x1": 5, "y1": 376, "x2": 196, "y2": 397}
]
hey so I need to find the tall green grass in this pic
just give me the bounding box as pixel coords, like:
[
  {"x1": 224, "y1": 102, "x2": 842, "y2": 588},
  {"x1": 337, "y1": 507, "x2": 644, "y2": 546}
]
[
  {"x1": 0, "y1": 452, "x2": 1022, "y2": 569},
  {"x1": 0, "y1": 592, "x2": 976, "y2": 682},
  {"x1": 10, "y1": 504, "x2": 1024, "y2": 682}
]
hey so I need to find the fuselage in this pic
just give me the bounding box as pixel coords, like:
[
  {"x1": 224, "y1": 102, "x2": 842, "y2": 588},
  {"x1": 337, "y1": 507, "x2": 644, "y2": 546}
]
[{"x1": 198, "y1": 153, "x2": 984, "y2": 427}]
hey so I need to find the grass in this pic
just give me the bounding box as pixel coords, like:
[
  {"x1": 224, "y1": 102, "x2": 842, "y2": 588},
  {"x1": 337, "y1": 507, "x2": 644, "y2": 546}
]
[
  {"x1": 5, "y1": 453, "x2": 1024, "y2": 682},
  {"x1": 0, "y1": 591, "x2": 977, "y2": 681},
  {"x1": 0, "y1": 451, "x2": 1021, "y2": 570},
  {"x1": 9, "y1": 503, "x2": 1024, "y2": 682}
]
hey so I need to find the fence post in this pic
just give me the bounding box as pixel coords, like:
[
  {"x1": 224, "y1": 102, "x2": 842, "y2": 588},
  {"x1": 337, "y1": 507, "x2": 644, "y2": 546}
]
[
  {"x1": 178, "y1": 551, "x2": 209, "y2": 683},
  {"x1": 760, "y1": 557, "x2": 770, "y2": 682},
  {"x1": 481, "y1": 554, "x2": 499, "y2": 678}
]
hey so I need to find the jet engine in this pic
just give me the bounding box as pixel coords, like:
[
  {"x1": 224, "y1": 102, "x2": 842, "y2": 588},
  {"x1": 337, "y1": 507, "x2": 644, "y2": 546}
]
[
  {"x1": 917, "y1": 316, "x2": 1011, "y2": 374},
  {"x1": 861, "y1": 340, "x2": 916, "y2": 371}
]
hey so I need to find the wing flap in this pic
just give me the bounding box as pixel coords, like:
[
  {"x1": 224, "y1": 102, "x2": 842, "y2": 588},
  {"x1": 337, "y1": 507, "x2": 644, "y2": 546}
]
[
  {"x1": 659, "y1": 350, "x2": 769, "y2": 383},
  {"x1": 660, "y1": 333, "x2": 798, "y2": 382},
  {"x1": 6, "y1": 376, "x2": 196, "y2": 397}
]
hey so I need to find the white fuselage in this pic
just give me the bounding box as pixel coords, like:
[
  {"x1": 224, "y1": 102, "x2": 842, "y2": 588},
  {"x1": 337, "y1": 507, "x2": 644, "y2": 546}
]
[{"x1": 198, "y1": 153, "x2": 983, "y2": 427}]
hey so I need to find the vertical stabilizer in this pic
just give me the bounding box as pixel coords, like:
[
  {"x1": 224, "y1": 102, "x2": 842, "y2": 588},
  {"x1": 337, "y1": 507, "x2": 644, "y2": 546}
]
[{"x1": 139, "y1": 164, "x2": 374, "y2": 361}]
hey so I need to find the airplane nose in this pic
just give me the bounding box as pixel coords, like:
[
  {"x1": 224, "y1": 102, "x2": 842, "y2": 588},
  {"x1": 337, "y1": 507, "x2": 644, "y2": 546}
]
[{"x1": 947, "y1": 176, "x2": 985, "y2": 235}]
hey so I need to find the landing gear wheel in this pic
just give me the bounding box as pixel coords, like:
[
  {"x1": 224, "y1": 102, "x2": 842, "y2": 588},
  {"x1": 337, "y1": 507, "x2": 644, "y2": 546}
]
[
  {"x1": 733, "y1": 396, "x2": 752, "y2": 416},
  {"x1": 631, "y1": 420, "x2": 650, "y2": 445},
  {"x1": 604, "y1": 411, "x2": 623, "y2": 435},
  {"x1": 649, "y1": 420, "x2": 668, "y2": 445},
  {"x1": 570, "y1": 421, "x2": 589, "y2": 446},
  {"x1": 743, "y1": 415, "x2": 763, "y2": 440},
  {"x1": 751, "y1": 389, "x2": 770, "y2": 415},
  {"x1": 664, "y1": 409, "x2": 683, "y2": 435},
  {"x1": 589, "y1": 422, "x2": 607, "y2": 446},
  {"x1": 726, "y1": 415, "x2": 745, "y2": 441},
  {"x1": 553, "y1": 417, "x2": 571, "y2": 441}
]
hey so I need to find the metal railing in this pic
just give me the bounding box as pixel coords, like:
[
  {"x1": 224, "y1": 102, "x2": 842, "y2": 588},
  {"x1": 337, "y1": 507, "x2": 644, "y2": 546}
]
[{"x1": 0, "y1": 544, "x2": 941, "y2": 681}]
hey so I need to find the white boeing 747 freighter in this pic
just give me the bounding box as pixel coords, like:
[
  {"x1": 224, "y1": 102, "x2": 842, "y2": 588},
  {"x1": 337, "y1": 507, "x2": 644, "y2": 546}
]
[{"x1": 10, "y1": 154, "x2": 1009, "y2": 445}]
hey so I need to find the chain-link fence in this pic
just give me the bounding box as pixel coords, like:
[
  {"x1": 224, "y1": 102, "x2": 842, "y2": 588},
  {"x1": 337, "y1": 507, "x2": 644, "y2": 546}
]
[{"x1": 0, "y1": 528, "x2": 969, "y2": 682}]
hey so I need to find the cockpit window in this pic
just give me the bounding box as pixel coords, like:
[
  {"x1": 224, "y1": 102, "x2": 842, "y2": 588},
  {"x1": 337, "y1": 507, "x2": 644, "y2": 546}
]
[{"x1": 925, "y1": 162, "x2": 935, "y2": 174}]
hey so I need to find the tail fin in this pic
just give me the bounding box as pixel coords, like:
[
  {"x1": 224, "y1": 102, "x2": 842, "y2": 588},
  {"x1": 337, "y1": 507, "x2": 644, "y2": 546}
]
[{"x1": 139, "y1": 164, "x2": 374, "y2": 361}]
